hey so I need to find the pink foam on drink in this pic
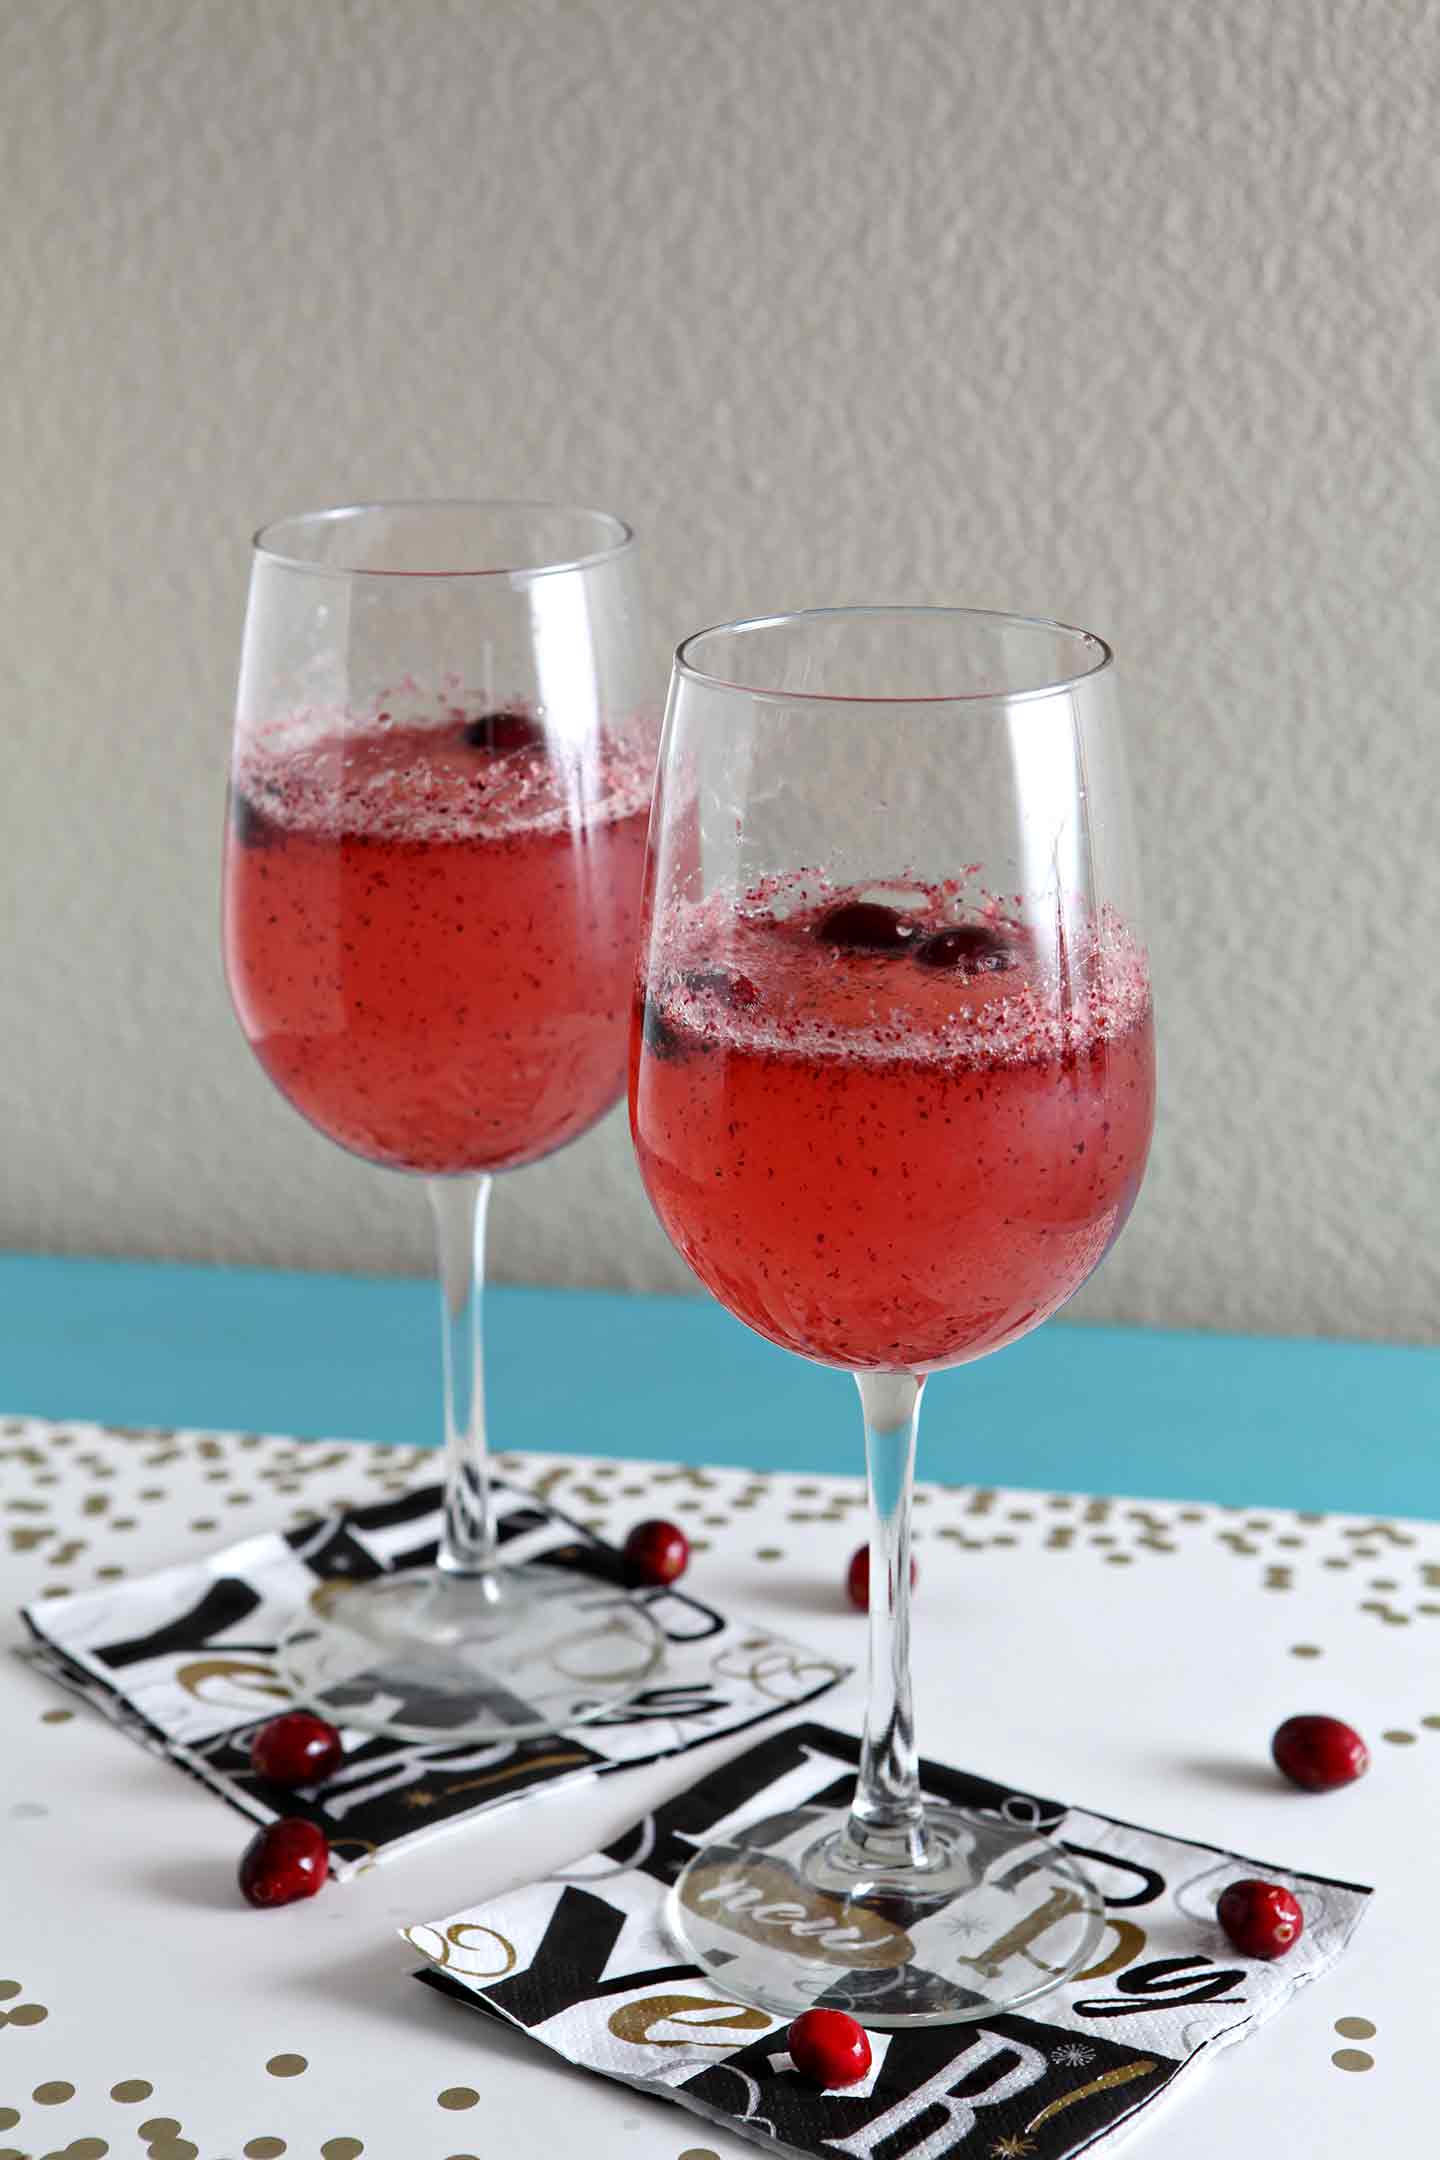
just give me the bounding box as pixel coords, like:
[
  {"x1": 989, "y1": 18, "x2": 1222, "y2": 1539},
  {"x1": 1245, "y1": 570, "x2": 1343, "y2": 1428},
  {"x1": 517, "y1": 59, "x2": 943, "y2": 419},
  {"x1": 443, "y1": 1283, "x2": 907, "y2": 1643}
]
[
  {"x1": 648, "y1": 874, "x2": 1151, "y2": 1069},
  {"x1": 235, "y1": 702, "x2": 655, "y2": 845}
]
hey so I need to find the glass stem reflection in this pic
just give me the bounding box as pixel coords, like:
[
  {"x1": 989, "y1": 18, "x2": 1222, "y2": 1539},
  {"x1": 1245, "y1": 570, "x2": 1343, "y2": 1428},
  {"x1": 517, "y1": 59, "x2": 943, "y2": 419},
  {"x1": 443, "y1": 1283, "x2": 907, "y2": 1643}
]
[
  {"x1": 429, "y1": 1172, "x2": 501, "y2": 1595},
  {"x1": 847, "y1": 1370, "x2": 931, "y2": 1869}
]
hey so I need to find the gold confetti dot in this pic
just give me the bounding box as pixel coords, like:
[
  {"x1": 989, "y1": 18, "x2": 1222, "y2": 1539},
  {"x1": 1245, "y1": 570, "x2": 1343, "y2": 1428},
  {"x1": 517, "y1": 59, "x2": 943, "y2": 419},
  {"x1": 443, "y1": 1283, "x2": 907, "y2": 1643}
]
[
  {"x1": 678, "y1": 2150, "x2": 724, "y2": 2159},
  {"x1": 437, "y1": 2088, "x2": 479, "y2": 2110},
  {"x1": 41, "y1": 1708, "x2": 74, "y2": 1723},
  {"x1": 1382, "y1": 1729, "x2": 1416, "y2": 1745},
  {"x1": 265, "y1": 2055, "x2": 307, "y2": 2078},
  {"x1": 1335, "y1": 2016, "x2": 1377, "y2": 2039},
  {"x1": 138, "y1": 2122, "x2": 180, "y2": 2141},
  {"x1": 110, "y1": 2081, "x2": 153, "y2": 2102},
  {"x1": 0, "y1": 2110, "x2": 15, "y2": 2131},
  {"x1": 243, "y1": 2141, "x2": 286, "y2": 2157},
  {"x1": 33, "y1": 2080, "x2": 75, "y2": 2104},
  {"x1": 95, "y1": 1565, "x2": 125, "y2": 1580},
  {"x1": 320, "y1": 2141, "x2": 363, "y2": 2158},
  {"x1": 9, "y1": 2002, "x2": 48, "y2": 2025},
  {"x1": 1290, "y1": 1644, "x2": 1323, "y2": 1659},
  {"x1": 189, "y1": 1520, "x2": 219, "y2": 1533},
  {"x1": 1104, "y1": 1552, "x2": 1135, "y2": 1566},
  {"x1": 149, "y1": 2140, "x2": 198, "y2": 2159},
  {"x1": 68, "y1": 2140, "x2": 109, "y2": 2157},
  {"x1": 0, "y1": 1980, "x2": 18, "y2": 1999},
  {"x1": 1331, "y1": 2048, "x2": 1374, "y2": 2072},
  {"x1": 754, "y1": 1548, "x2": 783, "y2": 1562},
  {"x1": 1422, "y1": 1715, "x2": 1440, "y2": 1731}
]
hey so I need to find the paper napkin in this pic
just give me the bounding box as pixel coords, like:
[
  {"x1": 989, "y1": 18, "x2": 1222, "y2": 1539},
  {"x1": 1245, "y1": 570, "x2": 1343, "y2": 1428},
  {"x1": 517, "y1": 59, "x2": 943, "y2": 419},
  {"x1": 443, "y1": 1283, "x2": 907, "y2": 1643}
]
[
  {"x1": 407, "y1": 1720, "x2": 1371, "y2": 2158},
  {"x1": 20, "y1": 1480, "x2": 847, "y2": 1876}
]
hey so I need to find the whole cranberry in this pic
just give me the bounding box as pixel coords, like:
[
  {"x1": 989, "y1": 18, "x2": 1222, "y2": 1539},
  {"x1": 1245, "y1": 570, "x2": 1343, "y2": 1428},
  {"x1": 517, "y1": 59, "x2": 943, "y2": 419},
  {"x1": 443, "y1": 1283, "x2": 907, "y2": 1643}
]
[
  {"x1": 846, "y1": 1542, "x2": 918, "y2": 1611},
  {"x1": 788, "y1": 2007, "x2": 872, "y2": 2088},
  {"x1": 1217, "y1": 1878, "x2": 1304, "y2": 1960},
  {"x1": 462, "y1": 707, "x2": 544, "y2": 752},
  {"x1": 250, "y1": 1711, "x2": 345, "y2": 1787},
  {"x1": 914, "y1": 923, "x2": 1016, "y2": 974},
  {"x1": 1271, "y1": 1714, "x2": 1369, "y2": 1793},
  {"x1": 238, "y1": 1817, "x2": 330, "y2": 1908},
  {"x1": 623, "y1": 1518, "x2": 690, "y2": 1586},
  {"x1": 817, "y1": 902, "x2": 914, "y2": 951}
]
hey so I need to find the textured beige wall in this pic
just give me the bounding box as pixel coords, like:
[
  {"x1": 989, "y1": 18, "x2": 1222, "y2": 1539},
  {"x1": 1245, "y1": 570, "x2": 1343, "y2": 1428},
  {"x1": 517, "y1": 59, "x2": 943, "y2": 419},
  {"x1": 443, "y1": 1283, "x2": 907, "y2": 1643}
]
[{"x1": 4, "y1": 0, "x2": 1436, "y2": 1341}]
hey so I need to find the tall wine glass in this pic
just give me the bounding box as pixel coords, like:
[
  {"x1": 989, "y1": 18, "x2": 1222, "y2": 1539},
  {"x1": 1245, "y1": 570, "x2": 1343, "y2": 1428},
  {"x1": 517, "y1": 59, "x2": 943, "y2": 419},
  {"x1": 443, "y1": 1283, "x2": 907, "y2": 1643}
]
[
  {"x1": 224, "y1": 500, "x2": 662, "y2": 1742},
  {"x1": 630, "y1": 608, "x2": 1155, "y2": 2025}
]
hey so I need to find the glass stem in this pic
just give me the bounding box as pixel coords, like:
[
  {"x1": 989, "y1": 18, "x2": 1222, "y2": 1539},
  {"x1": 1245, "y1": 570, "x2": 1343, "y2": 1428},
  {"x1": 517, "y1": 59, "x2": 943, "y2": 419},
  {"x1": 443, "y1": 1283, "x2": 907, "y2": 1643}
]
[
  {"x1": 847, "y1": 1369, "x2": 929, "y2": 1869},
  {"x1": 428, "y1": 1172, "x2": 500, "y2": 1591}
]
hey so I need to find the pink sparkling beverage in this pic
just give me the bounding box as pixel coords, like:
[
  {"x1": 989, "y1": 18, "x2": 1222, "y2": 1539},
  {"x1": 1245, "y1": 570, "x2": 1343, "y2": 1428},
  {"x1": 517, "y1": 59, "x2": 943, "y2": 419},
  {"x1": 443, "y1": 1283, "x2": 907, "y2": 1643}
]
[
  {"x1": 632, "y1": 882, "x2": 1155, "y2": 1371},
  {"x1": 225, "y1": 704, "x2": 653, "y2": 1173}
]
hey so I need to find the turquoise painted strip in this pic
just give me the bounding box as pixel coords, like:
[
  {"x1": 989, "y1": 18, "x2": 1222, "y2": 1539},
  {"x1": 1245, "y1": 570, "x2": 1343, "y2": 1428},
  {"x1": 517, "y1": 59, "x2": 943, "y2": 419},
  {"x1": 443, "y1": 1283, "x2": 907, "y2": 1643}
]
[{"x1": 1, "y1": 1254, "x2": 1435, "y2": 1519}]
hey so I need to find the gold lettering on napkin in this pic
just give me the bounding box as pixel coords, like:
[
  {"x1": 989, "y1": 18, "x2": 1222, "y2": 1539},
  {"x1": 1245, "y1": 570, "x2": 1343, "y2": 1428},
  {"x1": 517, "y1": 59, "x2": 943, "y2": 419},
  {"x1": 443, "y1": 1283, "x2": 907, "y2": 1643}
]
[
  {"x1": 679, "y1": 1858, "x2": 915, "y2": 1969},
  {"x1": 607, "y1": 1994, "x2": 772, "y2": 2047},
  {"x1": 957, "y1": 1886, "x2": 1085, "y2": 1979},
  {"x1": 1025, "y1": 2059, "x2": 1160, "y2": 2133}
]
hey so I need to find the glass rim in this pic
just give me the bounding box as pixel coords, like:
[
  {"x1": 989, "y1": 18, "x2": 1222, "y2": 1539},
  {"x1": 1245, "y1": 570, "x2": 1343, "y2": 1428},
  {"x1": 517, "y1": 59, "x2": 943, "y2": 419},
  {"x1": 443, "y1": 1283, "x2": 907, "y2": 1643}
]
[
  {"x1": 251, "y1": 497, "x2": 635, "y2": 581},
  {"x1": 673, "y1": 605, "x2": 1114, "y2": 707}
]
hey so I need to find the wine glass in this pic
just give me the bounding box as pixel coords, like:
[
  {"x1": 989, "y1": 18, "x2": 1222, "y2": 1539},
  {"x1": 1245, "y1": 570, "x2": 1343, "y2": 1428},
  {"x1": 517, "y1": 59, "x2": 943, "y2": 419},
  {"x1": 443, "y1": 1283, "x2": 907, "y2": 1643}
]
[
  {"x1": 223, "y1": 500, "x2": 663, "y2": 1743},
  {"x1": 630, "y1": 607, "x2": 1155, "y2": 2025}
]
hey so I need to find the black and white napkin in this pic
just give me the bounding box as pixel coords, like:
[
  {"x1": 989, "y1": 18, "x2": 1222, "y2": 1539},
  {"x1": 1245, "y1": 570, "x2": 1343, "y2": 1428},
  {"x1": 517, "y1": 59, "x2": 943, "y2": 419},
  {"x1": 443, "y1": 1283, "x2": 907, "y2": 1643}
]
[
  {"x1": 406, "y1": 1720, "x2": 1371, "y2": 2159},
  {"x1": 20, "y1": 1480, "x2": 847, "y2": 1878}
]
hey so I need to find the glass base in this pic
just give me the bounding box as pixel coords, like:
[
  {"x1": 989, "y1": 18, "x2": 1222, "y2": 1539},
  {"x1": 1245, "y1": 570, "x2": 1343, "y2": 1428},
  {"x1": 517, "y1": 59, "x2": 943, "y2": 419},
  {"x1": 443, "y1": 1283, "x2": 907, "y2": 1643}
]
[
  {"x1": 279, "y1": 1563, "x2": 665, "y2": 1743},
  {"x1": 666, "y1": 1800, "x2": 1105, "y2": 2027}
]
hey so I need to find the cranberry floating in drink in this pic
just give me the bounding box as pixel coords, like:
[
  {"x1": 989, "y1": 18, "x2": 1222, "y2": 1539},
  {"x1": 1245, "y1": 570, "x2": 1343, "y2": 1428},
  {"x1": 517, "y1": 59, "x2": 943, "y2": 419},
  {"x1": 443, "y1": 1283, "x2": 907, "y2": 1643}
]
[
  {"x1": 631, "y1": 606, "x2": 1156, "y2": 2027},
  {"x1": 223, "y1": 501, "x2": 663, "y2": 1744}
]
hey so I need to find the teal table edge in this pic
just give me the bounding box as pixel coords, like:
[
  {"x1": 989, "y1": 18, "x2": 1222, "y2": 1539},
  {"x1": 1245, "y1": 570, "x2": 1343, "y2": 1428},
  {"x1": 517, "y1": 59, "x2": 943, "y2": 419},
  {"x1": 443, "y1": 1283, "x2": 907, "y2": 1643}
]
[{"x1": 1, "y1": 1253, "x2": 1436, "y2": 1520}]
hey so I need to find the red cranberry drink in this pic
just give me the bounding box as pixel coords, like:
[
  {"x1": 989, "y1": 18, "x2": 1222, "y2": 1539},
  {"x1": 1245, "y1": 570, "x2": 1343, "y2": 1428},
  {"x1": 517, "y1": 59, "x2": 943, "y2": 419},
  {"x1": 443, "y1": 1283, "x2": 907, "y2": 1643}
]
[
  {"x1": 226, "y1": 700, "x2": 653, "y2": 1173},
  {"x1": 632, "y1": 880, "x2": 1155, "y2": 1371}
]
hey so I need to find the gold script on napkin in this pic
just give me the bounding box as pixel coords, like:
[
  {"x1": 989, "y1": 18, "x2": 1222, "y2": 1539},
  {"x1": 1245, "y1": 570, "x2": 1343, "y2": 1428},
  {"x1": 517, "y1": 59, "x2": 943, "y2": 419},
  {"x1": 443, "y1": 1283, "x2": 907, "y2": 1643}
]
[{"x1": 679, "y1": 1855, "x2": 915, "y2": 1969}]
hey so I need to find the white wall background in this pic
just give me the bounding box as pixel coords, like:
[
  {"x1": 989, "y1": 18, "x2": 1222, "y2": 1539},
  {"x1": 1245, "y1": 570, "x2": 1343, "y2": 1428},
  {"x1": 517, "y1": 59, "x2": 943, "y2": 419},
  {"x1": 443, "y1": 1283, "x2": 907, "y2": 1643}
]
[{"x1": 3, "y1": 0, "x2": 1436, "y2": 1342}]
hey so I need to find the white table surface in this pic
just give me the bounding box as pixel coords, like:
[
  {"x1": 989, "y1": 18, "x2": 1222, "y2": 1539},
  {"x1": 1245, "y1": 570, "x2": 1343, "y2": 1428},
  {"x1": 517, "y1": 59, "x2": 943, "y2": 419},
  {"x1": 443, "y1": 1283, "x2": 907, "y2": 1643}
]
[{"x1": 2, "y1": 1415, "x2": 1432, "y2": 2160}]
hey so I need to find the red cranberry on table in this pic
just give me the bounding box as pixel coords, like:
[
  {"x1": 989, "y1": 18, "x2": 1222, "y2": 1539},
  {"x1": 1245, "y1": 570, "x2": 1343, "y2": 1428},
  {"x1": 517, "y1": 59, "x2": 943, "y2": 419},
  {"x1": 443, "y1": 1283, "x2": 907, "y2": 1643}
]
[
  {"x1": 249, "y1": 1711, "x2": 345, "y2": 1787},
  {"x1": 1271, "y1": 1714, "x2": 1369, "y2": 1793},
  {"x1": 787, "y1": 2008, "x2": 873, "y2": 2088},
  {"x1": 846, "y1": 1542, "x2": 918, "y2": 1611},
  {"x1": 1217, "y1": 1878, "x2": 1304, "y2": 1960},
  {"x1": 238, "y1": 1817, "x2": 330, "y2": 1908},
  {"x1": 623, "y1": 1518, "x2": 690, "y2": 1586}
]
